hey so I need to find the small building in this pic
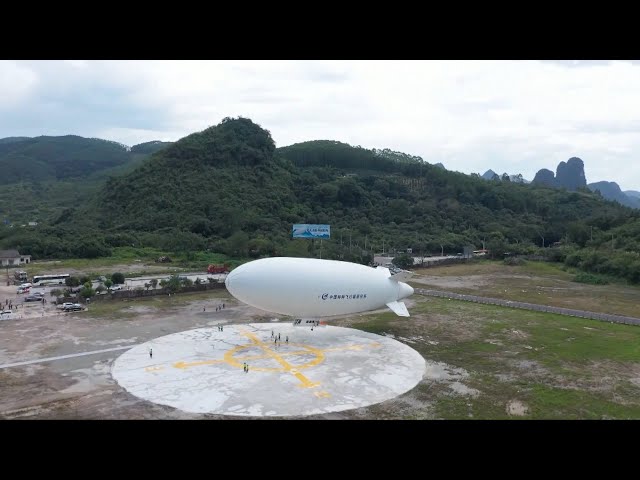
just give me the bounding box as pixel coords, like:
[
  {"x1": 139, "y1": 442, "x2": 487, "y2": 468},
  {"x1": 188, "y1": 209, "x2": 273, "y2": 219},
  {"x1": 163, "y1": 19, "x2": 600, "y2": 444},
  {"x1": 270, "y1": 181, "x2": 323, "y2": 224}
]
[{"x1": 0, "y1": 249, "x2": 31, "y2": 267}]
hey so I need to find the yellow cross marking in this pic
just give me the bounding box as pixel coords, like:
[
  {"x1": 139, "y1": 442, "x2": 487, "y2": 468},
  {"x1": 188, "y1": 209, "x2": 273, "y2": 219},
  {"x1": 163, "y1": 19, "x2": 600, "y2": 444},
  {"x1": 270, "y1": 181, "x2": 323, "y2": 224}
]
[
  {"x1": 173, "y1": 359, "x2": 226, "y2": 369},
  {"x1": 147, "y1": 328, "x2": 383, "y2": 393},
  {"x1": 231, "y1": 328, "x2": 322, "y2": 388}
]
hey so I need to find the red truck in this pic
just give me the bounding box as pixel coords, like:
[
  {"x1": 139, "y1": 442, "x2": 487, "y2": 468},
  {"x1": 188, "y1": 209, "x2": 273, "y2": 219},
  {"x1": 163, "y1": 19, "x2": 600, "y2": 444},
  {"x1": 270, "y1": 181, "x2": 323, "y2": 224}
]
[{"x1": 207, "y1": 264, "x2": 230, "y2": 274}]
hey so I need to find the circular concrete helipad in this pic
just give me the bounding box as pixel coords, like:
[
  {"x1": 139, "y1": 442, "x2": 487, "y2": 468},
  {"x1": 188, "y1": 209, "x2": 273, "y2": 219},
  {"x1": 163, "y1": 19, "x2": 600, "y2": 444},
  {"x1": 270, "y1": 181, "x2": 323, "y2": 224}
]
[{"x1": 112, "y1": 323, "x2": 426, "y2": 417}]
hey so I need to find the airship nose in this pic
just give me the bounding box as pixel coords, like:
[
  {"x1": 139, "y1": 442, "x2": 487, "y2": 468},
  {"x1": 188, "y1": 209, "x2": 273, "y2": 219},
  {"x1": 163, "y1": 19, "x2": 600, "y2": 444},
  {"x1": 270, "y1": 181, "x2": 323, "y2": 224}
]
[
  {"x1": 225, "y1": 269, "x2": 239, "y2": 292},
  {"x1": 398, "y1": 282, "x2": 414, "y2": 300}
]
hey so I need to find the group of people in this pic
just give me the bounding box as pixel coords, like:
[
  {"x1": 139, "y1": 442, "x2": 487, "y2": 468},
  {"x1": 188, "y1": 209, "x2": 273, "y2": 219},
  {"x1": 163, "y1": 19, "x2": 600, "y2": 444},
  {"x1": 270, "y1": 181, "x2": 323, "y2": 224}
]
[
  {"x1": 203, "y1": 302, "x2": 226, "y2": 312},
  {"x1": 271, "y1": 330, "x2": 289, "y2": 345}
]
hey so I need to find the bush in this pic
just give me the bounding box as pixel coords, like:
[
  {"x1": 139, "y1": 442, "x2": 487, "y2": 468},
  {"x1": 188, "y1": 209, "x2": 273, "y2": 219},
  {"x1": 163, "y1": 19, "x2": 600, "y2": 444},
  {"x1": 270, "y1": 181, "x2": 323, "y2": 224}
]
[
  {"x1": 573, "y1": 272, "x2": 609, "y2": 285},
  {"x1": 111, "y1": 272, "x2": 125, "y2": 285},
  {"x1": 392, "y1": 254, "x2": 414, "y2": 269},
  {"x1": 65, "y1": 276, "x2": 81, "y2": 287},
  {"x1": 504, "y1": 257, "x2": 526, "y2": 266}
]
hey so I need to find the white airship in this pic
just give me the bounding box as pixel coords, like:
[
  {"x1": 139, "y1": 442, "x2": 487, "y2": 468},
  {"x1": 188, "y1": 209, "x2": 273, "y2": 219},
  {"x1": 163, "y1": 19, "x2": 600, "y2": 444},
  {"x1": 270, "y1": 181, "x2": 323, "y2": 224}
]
[{"x1": 224, "y1": 257, "x2": 414, "y2": 324}]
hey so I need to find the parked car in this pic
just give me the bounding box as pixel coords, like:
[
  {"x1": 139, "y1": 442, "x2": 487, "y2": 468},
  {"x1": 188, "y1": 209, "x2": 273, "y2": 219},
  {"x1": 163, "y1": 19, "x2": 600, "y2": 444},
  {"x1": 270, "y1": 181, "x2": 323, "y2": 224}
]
[{"x1": 63, "y1": 303, "x2": 84, "y2": 312}]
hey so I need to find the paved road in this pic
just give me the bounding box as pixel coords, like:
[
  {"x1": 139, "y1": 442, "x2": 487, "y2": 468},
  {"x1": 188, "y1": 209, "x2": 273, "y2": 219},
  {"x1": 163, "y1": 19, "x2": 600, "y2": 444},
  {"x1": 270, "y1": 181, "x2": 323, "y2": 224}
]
[
  {"x1": 415, "y1": 288, "x2": 640, "y2": 326},
  {"x1": 0, "y1": 345, "x2": 135, "y2": 370}
]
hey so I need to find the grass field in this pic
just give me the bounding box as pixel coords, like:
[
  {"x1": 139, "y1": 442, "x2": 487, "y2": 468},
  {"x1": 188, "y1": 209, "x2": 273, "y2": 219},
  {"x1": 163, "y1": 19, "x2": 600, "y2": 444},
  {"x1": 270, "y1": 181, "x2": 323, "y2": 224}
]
[
  {"x1": 342, "y1": 295, "x2": 640, "y2": 419},
  {"x1": 410, "y1": 259, "x2": 640, "y2": 318}
]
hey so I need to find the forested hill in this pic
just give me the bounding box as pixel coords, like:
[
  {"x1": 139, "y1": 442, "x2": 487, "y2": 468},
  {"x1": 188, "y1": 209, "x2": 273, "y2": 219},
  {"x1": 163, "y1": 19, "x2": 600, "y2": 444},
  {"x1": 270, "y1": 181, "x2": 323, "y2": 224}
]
[
  {"x1": 3, "y1": 117, "x2": 640, "y2": 282},
  {"x1": 0, "y1": 135, "x2": 173, "y2": 184},
  {"x1": 277, "y1": 140, "x2": 427, "y2": 173},
  {"x1": 77, "y1": 117, "x2": 296, "y2": 251},
  {"x1": 0, "y1": 135, "x2": 130, "y2": 184},
  {"x1": 0, "y1": 136, "x2": 173, "y2": 224}
]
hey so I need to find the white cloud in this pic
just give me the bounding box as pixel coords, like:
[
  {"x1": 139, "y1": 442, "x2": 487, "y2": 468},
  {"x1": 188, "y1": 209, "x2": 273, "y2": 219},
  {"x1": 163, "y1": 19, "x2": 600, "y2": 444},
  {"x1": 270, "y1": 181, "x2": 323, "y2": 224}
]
[
  {"x1": 0, "y1": 61, "x2": 39, "y2": 109},
  {"x1": 2, "y1": 60, "x2": 640, "y2": 190}
]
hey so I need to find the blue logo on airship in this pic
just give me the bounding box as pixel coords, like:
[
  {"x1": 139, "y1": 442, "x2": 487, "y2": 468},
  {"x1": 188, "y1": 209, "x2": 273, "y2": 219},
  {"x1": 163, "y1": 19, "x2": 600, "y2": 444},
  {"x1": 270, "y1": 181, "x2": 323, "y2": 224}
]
[{"x1": 321, "y1": 293, "x2": 367, "y2": 300}]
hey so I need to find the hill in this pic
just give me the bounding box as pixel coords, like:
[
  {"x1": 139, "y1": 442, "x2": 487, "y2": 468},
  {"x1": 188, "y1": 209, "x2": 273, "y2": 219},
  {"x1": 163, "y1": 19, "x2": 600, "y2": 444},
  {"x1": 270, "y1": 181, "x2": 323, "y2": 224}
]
[
  {"x1": 2, "y1": 117, "x2": 639, "y2": 283},
  {"x1": 625, "y1": 190, "x2": 640, "y2": 199},
  {"x1": 588, "y1": 181, "x2": 640, "y2": 209},
  {"x1": 0, "y1": 135, "x2": 134, "y2": 184},
  {"x1": 0, "y1": 136, "x2": 171, "y2": 224},
  {"x1": 0, "y1": 136, "x2": 30, "y2": 144}
]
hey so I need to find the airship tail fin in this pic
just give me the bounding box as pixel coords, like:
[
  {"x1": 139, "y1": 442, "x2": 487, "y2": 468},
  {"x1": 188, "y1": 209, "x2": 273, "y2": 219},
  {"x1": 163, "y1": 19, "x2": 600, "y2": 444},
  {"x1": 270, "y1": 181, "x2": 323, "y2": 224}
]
[
  {"x1": 386, "y1": 301, "x2": 410, "y2": 317},
  {"x1": 390, "y1": 270, "x2": 413, "y2": 283}
]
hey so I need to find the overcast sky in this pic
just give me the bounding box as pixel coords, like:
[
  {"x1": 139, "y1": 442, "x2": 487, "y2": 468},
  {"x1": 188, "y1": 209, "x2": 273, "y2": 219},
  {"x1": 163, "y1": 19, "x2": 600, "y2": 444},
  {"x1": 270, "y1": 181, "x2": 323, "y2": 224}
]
[{"x1": 2, "y1": 60, "x2": 640, "y2": 191}]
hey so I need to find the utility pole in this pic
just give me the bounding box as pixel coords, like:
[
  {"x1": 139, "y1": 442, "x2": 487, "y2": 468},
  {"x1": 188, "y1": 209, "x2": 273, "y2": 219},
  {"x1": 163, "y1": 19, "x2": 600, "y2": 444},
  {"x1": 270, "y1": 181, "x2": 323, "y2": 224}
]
[
  {"x1": 440, "y1": 244, "x2": 444, "y2": 257},
  {"x1": 590, "y1": 226, "x2": 593, "y2": 242}
]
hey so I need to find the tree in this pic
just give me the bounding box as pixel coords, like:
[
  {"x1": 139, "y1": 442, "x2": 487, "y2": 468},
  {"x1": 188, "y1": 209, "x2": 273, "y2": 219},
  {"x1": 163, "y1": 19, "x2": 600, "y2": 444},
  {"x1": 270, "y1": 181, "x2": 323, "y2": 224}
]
[
  {"x1": 50, "y1": 288, "x2": 62, "y2": 298},
  {"x1": 79, "y1": 286, "x2": 94, "y2": 299},
  {"x1": 111, "y1": 272, "x2": 125, "y2": 284},
  {"x1": 150, "y1": 278, "x2": 158, "y2": 289},
  {"x1": 392, "y1": 254, "x2": 414, "y2": 269},
  {"x1": 167, "y1": 275, "x2": 182, "y2": 292},
  {"x1": 65, "y1": 276, "x2": 81, "y2": 287},
  {"x1": 104, "y1": 279, "x2": 113, "y2": 289},
  {"x1": 144, "y1": 282, "x2": 150, "y2": 291}
]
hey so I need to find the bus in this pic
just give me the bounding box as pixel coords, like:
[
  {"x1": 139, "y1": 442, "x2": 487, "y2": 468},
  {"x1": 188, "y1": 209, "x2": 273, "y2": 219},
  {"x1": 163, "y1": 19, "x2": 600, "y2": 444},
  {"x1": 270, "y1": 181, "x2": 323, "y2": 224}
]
[{"x1": 32, "y1": 274, "x2": 70, "y2": 285}]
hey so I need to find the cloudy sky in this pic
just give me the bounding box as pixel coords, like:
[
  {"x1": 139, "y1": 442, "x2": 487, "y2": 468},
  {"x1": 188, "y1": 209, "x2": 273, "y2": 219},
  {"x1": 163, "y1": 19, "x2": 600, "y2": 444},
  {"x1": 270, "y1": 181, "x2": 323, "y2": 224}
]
[{"x1": 2, "y1": 60, "x2": 640, "y2": 190}]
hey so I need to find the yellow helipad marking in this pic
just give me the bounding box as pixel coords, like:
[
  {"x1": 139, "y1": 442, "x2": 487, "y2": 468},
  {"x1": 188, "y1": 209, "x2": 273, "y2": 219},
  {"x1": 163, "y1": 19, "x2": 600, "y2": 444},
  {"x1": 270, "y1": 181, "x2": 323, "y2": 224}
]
[
  {"x1": 233, "y1": 328, "x2": 322, "y2": 388},
  {"x1": 173, "y1": 359, "x2": 226, "y2": 369},
  {"x1": 149, "y1": 328, "x2": 383, "y2": 391}
]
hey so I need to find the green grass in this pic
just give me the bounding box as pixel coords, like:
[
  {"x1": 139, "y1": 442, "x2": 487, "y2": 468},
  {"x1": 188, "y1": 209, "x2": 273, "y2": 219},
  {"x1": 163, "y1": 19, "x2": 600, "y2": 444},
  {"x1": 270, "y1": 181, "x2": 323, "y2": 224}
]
[
  {"x1": 346, "y1": 295, "x2": 640, "y2": 419},
  {"x1": 524, "y1": 384, "x2": 640, "y2": 419}
]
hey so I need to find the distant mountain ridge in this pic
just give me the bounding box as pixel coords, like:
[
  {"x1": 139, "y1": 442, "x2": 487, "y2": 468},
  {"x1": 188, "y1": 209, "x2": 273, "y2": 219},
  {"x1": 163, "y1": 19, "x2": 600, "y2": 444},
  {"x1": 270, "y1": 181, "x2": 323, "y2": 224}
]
[
  {"x1": 588, "y1": 181, "x2": 640, "y2": 209},
  {"x1": 481, "y1": 169, "x2": 529, "y2": 184},
  {"x1": 625, "y1": 190, "x2": 640, "y2": 199},
  {"x1": 0, "y1": 135, "x2": 172, "y2": 185}
]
